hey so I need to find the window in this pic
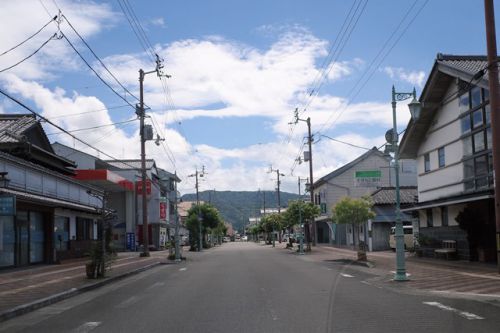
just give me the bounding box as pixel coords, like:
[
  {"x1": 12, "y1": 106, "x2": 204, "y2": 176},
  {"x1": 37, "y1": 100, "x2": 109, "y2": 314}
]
[
  {"x1": 0, "y1": 216, "x2": 15, "y2": 267},
  {"x1": 472, "y1": 109, "x2": 483, "y2": 128},
  {"x1": 441, "y1": 207, "x2": 448, "y2": 227},
  {"x1": 438, "y1": 147, "x2": 445, "y2": 168},
  {"x1": 473, "y1": 131, "x2": 485, "y2": 152},
  {"x1": 426, "y1": 209, "x2": 433, "y2": 227},
  {"x1": 424, "y1": 153, "x2": 430, "y2": 172},
  {"x1": 463, "y1": 136, "x2": 473, "y2": 156},
  {"x1": 76, "y1": 217, "x2": 94, "y2": 241},
  {"x1": 461, "y1": 115, "x2": 471, "y2": 133},
  {"x1": 486, "y1": 127, "x2": 492, "y2": 149},
  {"x1": 471, "y1": 86, "x2": 481, "y2": 108},
  {"x1": 485, "y1": 104, "x2": 491, "y2": 124},
  {"x1": 54, "y1": 216, "x2": 69, "y2": 251},
  {"x1": 459, "y1": 92, "x2": 470, "y2": 113}
]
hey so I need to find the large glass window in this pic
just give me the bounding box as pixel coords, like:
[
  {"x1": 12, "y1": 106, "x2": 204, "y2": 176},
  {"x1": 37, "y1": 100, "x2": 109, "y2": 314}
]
[
  {"x1": 30, "y1": 212, "x2": 44, "y2": 263},
  {"x1": 461, "y1": 115, "x2": 471, "y2": 133},
  {"x1": 463, "y1": 136, "x2": 473, "y2": 156},
  {"x1": 0, "y1": 216, "x2": 15, "y2": 267},
  {"x1": 54, "y1": 216, "x2": 69, "y2": 251},
  {"x1": 424, "y1": 153, "x2": 430, "y2": 172}
]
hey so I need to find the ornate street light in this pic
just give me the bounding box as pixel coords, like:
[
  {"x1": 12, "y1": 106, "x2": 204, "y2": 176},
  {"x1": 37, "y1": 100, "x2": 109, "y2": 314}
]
[{"x1": 389, "y1": 85, "x2": 421, "y2": 282}]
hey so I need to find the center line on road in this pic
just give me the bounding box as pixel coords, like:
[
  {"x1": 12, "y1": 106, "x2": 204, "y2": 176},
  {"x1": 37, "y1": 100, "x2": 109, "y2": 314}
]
[
  {"x1": 423, "y1": 302, "x2": 484, "y2": 320},
  {"x1": 73, "y1": 321, "x2": 101, "y2": 333},
  {"x1": 340, "y1": 273, "x2": 354, "y2": 278},
  {"x1": 179, "y1": 267, "x2": 187, "y2": 271}
]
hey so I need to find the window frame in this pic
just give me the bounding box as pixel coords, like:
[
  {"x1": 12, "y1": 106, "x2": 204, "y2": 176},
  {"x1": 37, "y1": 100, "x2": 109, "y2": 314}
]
[
  {"x1": 424, "y1": 153, "x2": 430, "y2": 172},
  {"x1": 438, "y1": 147, "x2": 445, "y2": 168}
]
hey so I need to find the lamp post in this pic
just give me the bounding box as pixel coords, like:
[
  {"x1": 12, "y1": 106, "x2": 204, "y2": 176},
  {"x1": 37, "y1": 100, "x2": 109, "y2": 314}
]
[
  {"x1": 87, "y1": 189, "x2": 106, "y2": 277},
  {"x1": 389, "y1": 85, "x2": 421, "y2": 282}
]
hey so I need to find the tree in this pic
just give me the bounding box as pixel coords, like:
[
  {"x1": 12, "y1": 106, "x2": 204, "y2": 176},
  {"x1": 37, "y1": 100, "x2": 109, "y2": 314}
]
[
  {"x1": 283, "y1": 200, "x2": 320, "y2": 248},
  {"x1": 260, "y1": 213, "x2": 283, "y2": 245},
  {"x1": 332, "y1": 196, "x2": 375, "y2": 261},
  {"x1": 186, "y1": 203, "x2": 223, "y2": 251}
]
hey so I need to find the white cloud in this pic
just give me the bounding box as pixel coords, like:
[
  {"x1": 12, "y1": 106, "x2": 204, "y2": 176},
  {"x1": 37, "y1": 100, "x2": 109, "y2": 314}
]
[
  {"x1": 150, "y1": 17, "x2": 166, "y2": 28},
  {"x1": 383, "y1": 66, "x2": 426, "y2": 87}
]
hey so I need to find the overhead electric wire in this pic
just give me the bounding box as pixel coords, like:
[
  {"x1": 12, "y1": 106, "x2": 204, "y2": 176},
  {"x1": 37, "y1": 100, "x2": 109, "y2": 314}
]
[
  {"x1": 0, "y1": 88, "x2": 140, "y2": 171},
  {"x1": 317, "y1": 0, "x2": 429, "y2": 135},
  {"x1": 0, "y1": 33, "x2": 57, "y2": 73},
  {"x1": 0, "y1": 15, "x2": 57, "y2": 57},
  {"x1": 60, "y1": 31, "x2": 136, "y2": 110},
  {"x1": 61, "y1": 14, "x2": 141, "y2": 104},
  {"x1": 46, "y1": 118, "x2": 137, "y2": 135},
  {"x1": 49, "y1": 104, "x2": 130, "y2": 119}
]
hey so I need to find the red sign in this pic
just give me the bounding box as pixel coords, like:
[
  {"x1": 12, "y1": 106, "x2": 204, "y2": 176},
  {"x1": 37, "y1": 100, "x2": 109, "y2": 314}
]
[
  {"x1": 160, "y1": 202, "x2": 167, "y2": 220},
  {"x1": 136, "y1": 180, "x2": 152, "y2": 195}
]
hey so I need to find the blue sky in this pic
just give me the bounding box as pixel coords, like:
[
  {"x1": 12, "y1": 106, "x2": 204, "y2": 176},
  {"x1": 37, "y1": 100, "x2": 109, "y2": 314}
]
[{"x1": 0, "y1": 0, "x2": 498, "y2": 194}]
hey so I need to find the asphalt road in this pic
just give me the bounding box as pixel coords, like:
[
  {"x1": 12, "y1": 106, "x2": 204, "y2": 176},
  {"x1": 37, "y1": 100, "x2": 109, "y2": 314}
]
[{"x1": 1, "y1": 242, "x2": 500, "y2": 332}]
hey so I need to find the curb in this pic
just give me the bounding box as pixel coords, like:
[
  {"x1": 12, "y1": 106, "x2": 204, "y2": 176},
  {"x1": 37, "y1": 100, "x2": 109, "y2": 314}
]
[{"x1": 0, "y1": 262, "x2": 162, "y2": 323}]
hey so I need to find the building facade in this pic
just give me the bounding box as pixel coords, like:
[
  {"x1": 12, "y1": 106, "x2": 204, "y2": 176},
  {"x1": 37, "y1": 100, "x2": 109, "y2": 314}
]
[{"x1": 399, "y1": 54, "x2": 497, "y2": 261}]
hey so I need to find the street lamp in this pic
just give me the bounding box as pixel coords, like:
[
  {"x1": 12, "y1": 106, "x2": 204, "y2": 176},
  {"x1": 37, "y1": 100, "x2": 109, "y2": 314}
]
[
  {"x1": 87, "y1": 189, "x2": 106, "y2": 277},
  {"x1": 389, "y1": 86, "x2": 421, "y2": 282}
]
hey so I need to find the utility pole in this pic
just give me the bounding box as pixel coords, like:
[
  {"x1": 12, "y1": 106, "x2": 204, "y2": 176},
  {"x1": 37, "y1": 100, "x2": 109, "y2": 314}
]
[
  {"x1": 268, "y1": 167, "x2": 284, "y2": 247},
  {"x1": 188, "y1": 166, "x2": 205, "y2": 252},
  {"x1": 297, "y1": 177, "x2": 308, "y2": 255},
  {"x1": 484, "y1": 0, "x2": 500, "y2": 272},
  {"x1": 138, "y1": 55, "x2": 169, "y2": 257},
  {"x1": 293, "y1": 108, "x2": 315, "y2": 250},
  {"x1": 174, "y1": 172, "x2": 181, "y2": 261}
]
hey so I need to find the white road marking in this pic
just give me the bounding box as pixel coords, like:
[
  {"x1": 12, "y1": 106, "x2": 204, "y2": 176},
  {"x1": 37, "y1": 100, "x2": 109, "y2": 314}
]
[
  {"x1": 116, "y1": 296, "x2": 140, "y2": 309},
  {"x1": 423, "y1": 302, "x2": 484, "y2": 320},
  {"x1": 73, "y1": 322, "x2": 101, "y2": 332},
  {"x1": 146, "y1": 282, "x2": 165, "y2": 290},
  {"x1": 179, "y1": 267, "x2": 187, "y2": 271},
  {"x1": 340, "y1": 273, "x2": 354, "y2": 278}
]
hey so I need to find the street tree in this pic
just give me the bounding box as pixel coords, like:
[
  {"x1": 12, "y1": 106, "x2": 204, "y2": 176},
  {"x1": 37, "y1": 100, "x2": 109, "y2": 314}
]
[
  {"x1": 332, "y1": 196, "x2": 375, "y2": 261},
  {"x1": 186, "y1": 203, "x2": 223, "y2": 251},
  {"x1": 283, "y1": 200, "x2": 320, "y2": 248},
  {"x1": 260, "y1": 213, "x2": 283, "y2": 245}
]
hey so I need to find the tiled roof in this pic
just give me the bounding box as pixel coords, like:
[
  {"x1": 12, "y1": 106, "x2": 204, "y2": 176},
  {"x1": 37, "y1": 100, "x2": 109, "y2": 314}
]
[
  {"x1": 104, "y1": 159, "x2": 156, "y2": 170},
  {"x1": 436, "y1": 54, "x2": 489, "y2": 76},
  {"x1": 0, "y1": 114, "x2": 37, "y2": 143},
  {"x1": 371, "y1": 187, "x2": 417, "y2": 205}
]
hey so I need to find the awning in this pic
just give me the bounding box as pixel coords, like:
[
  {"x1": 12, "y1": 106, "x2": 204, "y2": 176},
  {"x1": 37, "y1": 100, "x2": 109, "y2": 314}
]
[
  {"x1": 0, "y1": 188, "x2": 99, "y2": 213},
  {"x1": 401, "y1": 192, "x2": 493, "y2": 212},
  {"x1": 74, "y1": 169, "x2": 134, "y2": 192}
]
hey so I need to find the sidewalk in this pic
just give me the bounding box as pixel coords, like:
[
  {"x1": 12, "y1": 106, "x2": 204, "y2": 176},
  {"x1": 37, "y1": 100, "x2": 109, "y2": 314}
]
[
  {"x1": 296, "y1": 244, "x2": 500, "y2": 298},
  {"x1": 0, "y1": 250, "x2": 179, "y2": 322}
]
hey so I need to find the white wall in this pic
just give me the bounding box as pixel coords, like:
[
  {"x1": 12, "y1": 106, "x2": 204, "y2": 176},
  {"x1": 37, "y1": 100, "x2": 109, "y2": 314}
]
[{"x1": 417, "y1": 81, "x2": 465, "y2": 202}]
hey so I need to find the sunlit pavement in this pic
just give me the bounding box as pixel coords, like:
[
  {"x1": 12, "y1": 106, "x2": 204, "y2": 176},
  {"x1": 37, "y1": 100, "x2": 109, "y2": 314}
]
[{"x1": 1, "y1": 242, "x2": 500, "y2": 333}]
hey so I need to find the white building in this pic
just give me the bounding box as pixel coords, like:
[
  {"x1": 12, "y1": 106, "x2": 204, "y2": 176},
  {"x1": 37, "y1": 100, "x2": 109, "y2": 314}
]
[{"x1": 399, "y1": 54, "x2": 496, "y2": 261}]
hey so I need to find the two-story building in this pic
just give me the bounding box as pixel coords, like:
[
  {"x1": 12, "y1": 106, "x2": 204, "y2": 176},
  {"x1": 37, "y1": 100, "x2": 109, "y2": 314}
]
[
  {"x1": 0, "y1": 115, "x2": 103, "y2": 268},
  {"x1": 313, "y1": 147, "x2": 417, "y2": 249},
  {"x1": 399, "y1": 54, "x2": 497, "y2": 262}
]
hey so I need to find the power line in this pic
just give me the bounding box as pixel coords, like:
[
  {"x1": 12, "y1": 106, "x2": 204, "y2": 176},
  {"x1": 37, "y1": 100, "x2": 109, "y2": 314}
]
[
  {"x1": 61, "y1": 14, "x2": 141, "y2": 105},
  {"x1": 317, "y1": 0, "x2": 429, "y2": 135},
  {"x1": 60, "y1": 31, "x2": 136, "y2": 109},
  {"x1": 46, "y1": 118, "x2": 137, "y2": 135},
  {"x1": 0, "y1": 88, "x2": 140, "y2": 171},
  {"x1": 0, "y1": 33, "x2": 57, "y2": 73},
  {"x1": 0, "y1": 15, "x2": 57, "y2": 57},
  {"x1": 49, "y1": 104, "x2": 130, "y2": 119}
]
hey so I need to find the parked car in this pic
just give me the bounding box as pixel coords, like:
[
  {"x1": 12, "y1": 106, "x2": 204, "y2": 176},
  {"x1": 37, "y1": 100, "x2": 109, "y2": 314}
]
[
  {"x1": 223, "y1": 236, "x2": 230, "y2": 242},
  {"x1": 389, "y1": 226, "x2": 414, "y2": 250},
  {"x1": 241, "y1": 235, "x2": 248, "y2": 241}
]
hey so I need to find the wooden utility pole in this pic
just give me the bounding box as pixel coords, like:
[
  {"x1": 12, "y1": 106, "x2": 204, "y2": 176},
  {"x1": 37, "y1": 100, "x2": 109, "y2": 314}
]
[{"x1": 484, "y1": 0, "x2": 500, "y2": 272}]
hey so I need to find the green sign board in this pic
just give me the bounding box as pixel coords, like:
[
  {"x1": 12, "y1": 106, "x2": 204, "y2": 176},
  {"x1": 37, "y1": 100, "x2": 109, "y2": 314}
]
[
  {"x1": 354, "y1": 170, "x2": 381, "y2": 187},
  {"x1": 355, "y1": 170, "x2": 381, "y2": 178}
]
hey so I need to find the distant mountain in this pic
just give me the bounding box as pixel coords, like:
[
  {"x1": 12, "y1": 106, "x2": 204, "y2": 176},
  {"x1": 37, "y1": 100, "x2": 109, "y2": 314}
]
[{"x1": 181, "y1": 190, "x2": 301, "y2": 232}]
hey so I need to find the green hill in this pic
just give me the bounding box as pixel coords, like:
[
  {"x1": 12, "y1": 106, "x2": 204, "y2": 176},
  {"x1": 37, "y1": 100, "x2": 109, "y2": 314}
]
[{"x1": 181, "y1": 190, "x2": 301, "y2": 232}]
